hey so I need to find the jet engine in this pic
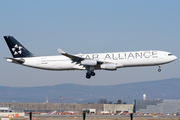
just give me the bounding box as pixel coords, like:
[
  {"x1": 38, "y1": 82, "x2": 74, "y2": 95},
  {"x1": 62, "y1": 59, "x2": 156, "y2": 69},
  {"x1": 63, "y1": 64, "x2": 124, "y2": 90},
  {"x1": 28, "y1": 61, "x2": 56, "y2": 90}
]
[
  {"x1": 101, "y1": 63, "x2": 117, "y2": 70},
  {"x1": 81, "y1": 59, "x2": 97, "y2": 66}
]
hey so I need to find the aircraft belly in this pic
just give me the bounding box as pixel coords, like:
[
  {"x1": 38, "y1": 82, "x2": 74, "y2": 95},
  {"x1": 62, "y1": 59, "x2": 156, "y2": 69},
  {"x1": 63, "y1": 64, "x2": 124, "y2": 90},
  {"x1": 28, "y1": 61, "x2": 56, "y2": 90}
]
[
  {"x1": 24, "y1": 58, "x2": 74, "y2": 70},
  {"x1": 156, "y1": 58, "x2": 173, "y2": 65},
  {"x1": 38, "y1": 61, "x2": 73, "y2": 70},
  {"x1": 59, "y1": 61, "x2": 74, "y2": 70},
  {"x1": 122, "y1": 58, "x2": 158, "y2": 67}
]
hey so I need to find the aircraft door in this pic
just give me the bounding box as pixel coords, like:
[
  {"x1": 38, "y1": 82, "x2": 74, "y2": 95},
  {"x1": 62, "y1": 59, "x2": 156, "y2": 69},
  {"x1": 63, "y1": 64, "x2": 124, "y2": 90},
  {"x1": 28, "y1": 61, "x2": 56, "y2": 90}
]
[
  {"x1": 159, "y1": 53, "x2": 164, "y2": 59},
  {"x1": 37, "y1": 59, "x2": 41, "y2": 65}
]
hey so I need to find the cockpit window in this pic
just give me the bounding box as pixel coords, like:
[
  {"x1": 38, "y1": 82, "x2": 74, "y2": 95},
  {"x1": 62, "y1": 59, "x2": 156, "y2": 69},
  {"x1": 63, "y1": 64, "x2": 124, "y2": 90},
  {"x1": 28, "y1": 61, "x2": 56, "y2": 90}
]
[{"x1": 168, "y1": 54, "x2": 173, "y2": 56}]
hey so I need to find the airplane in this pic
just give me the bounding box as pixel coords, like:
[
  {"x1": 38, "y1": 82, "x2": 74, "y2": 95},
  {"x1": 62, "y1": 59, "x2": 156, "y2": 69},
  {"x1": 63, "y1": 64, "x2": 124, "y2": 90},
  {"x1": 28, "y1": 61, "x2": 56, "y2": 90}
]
[{"x1": 3, "y1": 36, "x2": 177, "y2": 79}]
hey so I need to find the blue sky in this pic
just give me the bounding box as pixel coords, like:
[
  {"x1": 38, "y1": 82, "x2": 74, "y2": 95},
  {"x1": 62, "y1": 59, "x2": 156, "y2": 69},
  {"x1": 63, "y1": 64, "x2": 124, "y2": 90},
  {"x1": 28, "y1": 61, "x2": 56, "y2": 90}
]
[{"x1": 0, "y1": 0, "x2": 179, "y2": 87}]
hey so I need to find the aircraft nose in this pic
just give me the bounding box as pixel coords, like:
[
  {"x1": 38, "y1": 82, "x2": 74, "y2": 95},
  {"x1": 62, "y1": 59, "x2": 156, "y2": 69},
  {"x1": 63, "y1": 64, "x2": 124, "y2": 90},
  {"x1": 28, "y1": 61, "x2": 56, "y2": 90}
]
[{"x1": 174, "y1": 55, "x2": 177, "y2": 60}]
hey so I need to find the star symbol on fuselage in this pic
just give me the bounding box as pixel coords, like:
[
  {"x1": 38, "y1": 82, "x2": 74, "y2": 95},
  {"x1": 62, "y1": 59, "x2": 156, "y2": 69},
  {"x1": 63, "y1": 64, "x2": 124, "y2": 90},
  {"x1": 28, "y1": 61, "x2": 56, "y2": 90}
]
[{"x1": 12, "y1": 44, "x2": 22, "y2": 55}]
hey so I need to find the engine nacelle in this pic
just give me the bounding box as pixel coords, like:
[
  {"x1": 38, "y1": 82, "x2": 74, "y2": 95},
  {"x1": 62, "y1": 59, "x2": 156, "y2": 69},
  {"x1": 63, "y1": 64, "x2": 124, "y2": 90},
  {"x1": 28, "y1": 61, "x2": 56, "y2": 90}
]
[
  {"x1": 81, "y1": 59, "x2": 97, "y2": 66},
  {"x1": 101, "y1": 63, "x2": 117, "y2": 70}
]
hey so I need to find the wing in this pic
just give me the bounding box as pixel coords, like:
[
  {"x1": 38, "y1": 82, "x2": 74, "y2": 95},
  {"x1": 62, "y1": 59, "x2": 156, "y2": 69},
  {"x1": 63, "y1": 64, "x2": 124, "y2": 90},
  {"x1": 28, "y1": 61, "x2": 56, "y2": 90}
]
[
  {"x1": 57, "y1": 49, "x2": 104, "y2": 65},
  {"x1": 58, "y1": 49, "x2": 84, "y2": 62}
]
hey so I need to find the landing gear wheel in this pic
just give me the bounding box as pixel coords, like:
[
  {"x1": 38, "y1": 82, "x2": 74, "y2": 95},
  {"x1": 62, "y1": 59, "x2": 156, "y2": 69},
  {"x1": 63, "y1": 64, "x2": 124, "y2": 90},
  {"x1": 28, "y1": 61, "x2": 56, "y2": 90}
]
[
  {"x1": 85, "y1": 69, "x2": 96, "y2": 79},
  {"x1": 86, "y1": 75, "x2": 91, "y2": 79},
  {"x1": 86, "y1": 72, "x2": 91, "y2": 79},
  {"x1": 91, "y1": 72, "x2": 95, "y2": 76}
]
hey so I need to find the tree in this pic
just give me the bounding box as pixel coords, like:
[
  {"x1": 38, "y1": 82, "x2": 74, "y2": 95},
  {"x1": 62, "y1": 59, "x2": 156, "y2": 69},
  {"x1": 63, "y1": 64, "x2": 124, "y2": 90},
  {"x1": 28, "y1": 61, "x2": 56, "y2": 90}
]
[
  {"x1": 123, "y1": 102, "x2": 126, "y2": 104},
  {"x1": 108, "y1": 101, "x2": 112, "y2": 104},
  {"x1": 117, "y1": 99, "x2": 122, "y2": 104},
  {"x1": 98, "y1": 99, "x2": 108, "y2": 104},
  {"x1": 88, "y1": 101, "x2": 94, "y2": 104}
]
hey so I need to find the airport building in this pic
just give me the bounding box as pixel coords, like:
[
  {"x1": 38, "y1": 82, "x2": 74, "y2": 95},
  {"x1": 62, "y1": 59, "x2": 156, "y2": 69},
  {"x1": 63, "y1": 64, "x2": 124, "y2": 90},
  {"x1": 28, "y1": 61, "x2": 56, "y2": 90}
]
[
  {"x1": 0, "y1": 99, "x2": 180, "y2": 115},
  {"x1": 134, "y1": 99, "x2": 180, "y2": 114},
  {"x1": 0, "y1": 103, "x2": 133, "y2": 114}
]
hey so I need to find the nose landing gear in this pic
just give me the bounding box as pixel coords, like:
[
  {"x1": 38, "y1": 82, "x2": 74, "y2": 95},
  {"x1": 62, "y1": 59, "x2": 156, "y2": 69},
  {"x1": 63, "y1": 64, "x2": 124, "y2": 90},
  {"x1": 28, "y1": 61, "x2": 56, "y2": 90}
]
[{"x1": 158, "y1": 65, "x2": 161, "y2": 72}]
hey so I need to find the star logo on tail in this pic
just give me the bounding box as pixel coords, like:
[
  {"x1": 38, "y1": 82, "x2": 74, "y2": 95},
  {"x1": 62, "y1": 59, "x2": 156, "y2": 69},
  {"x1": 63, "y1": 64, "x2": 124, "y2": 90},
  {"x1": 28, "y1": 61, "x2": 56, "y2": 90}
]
[{"x1": 12, "y1": 44, "x2": 22, "y2": 55}]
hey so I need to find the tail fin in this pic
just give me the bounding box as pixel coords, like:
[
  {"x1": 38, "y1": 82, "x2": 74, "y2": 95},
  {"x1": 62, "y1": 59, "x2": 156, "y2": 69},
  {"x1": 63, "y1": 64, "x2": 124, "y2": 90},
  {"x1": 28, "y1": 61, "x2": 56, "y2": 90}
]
[{"x1": 4, "y1": 36, "x2": 36, "y2": 58}]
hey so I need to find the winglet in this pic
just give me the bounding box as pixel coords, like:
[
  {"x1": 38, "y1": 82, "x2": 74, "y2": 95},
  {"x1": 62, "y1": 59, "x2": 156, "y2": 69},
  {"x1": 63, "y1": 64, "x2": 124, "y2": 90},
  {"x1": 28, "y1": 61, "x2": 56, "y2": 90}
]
[{"x1": 58, "y1": 49, "x2": 66, "y2": 54}]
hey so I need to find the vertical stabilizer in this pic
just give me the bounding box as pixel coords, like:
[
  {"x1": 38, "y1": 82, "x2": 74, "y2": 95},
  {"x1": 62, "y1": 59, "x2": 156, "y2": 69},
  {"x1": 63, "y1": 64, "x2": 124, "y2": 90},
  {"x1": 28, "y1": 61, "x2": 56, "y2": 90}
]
[{"x1": 4, "y1": 36, "x2": 36, "y2": 58}]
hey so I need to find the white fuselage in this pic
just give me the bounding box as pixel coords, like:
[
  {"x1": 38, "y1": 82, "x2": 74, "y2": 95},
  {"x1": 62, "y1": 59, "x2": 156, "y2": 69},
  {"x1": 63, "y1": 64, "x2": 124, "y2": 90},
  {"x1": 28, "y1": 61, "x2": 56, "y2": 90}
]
[{"x1": 9, "y1": 50, "x2": 177, "y2": 71}]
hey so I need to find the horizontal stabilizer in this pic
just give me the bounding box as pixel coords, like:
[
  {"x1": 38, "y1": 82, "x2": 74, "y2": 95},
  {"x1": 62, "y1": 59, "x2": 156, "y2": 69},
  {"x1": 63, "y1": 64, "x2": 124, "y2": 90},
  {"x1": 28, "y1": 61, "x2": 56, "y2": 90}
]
[{"x1": 4, "y1": 57, "x2": 25, "y2": 64}]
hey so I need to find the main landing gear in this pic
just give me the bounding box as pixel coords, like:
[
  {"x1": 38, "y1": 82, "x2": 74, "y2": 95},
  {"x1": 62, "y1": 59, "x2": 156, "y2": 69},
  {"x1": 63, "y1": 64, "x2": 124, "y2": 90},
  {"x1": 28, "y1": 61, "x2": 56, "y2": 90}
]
[
  {"x1": 86, "y1": 71, "x2": 96, "y2": 79},
  {"x1": 158, "y1": 65, "x2": 161, "y2": 72},
  {"x1": 85, "y1": 66, "x2": 96, "y2": 79}
]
